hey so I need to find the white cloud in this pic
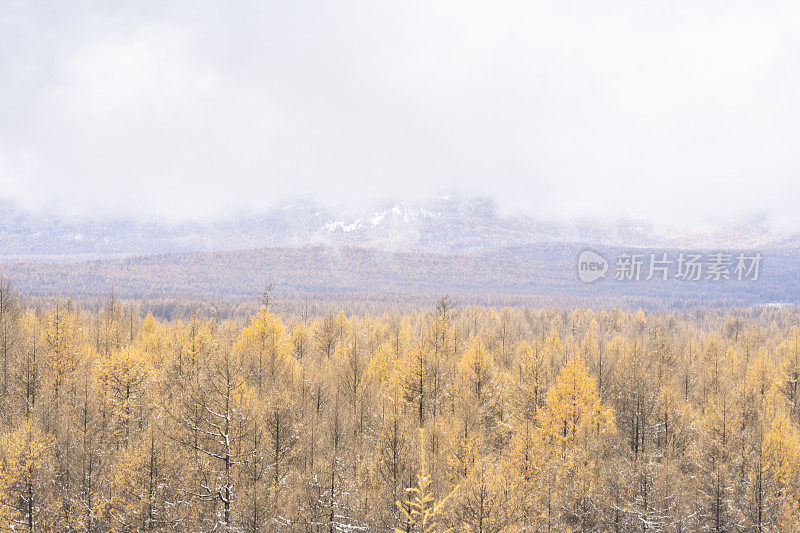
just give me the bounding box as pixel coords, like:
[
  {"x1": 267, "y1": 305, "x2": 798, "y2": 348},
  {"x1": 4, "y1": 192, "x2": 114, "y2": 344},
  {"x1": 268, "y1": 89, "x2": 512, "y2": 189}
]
[{"x1": 1, "y1": 0, "x2": 799, "y2": 225}]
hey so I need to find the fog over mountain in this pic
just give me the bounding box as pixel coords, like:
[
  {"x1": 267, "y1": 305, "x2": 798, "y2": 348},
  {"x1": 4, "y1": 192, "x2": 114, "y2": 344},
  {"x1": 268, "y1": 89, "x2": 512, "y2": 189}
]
[{"x1": 0, "y1": 192, "x2": 781, "y2": 262}]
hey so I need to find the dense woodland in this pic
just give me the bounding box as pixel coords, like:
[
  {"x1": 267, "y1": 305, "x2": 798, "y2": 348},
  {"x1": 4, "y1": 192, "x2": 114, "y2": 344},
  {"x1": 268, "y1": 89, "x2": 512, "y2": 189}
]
[
  {"x1": 3, "y1": 243, "x2": 799, "y2": 309},
  {"x1": 1, "y1": 282, "x2": 800, "y2": 531}
]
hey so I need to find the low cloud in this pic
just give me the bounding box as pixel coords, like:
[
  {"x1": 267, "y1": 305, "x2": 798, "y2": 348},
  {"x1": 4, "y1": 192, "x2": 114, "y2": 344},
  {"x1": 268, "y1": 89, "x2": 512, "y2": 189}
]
[{"x1": 1, "y1": 1, "x2": 799, "y2": 226}]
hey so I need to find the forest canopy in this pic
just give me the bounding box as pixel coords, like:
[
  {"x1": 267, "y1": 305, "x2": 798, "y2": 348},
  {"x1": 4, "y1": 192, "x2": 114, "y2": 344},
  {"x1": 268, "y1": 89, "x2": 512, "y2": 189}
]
[{"x1": 1, "y1": 284, "x2": 799, "y2": 531}]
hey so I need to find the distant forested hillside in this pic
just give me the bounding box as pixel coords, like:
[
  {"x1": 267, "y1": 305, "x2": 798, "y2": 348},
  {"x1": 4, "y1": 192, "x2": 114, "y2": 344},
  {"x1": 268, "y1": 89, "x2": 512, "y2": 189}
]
[{"x1": 1, "y1": 242, "x2": 799, "y2": 309}]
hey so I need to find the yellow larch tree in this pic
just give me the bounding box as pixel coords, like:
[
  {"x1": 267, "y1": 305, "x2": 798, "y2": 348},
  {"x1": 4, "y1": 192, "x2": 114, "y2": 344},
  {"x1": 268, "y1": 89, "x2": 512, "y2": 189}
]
[
  {"x1": 538, "y1": 355, "x2": 615, "y2": 529},
  {"x1": 0, "y1": 421, "x2": 54, "y2": 531}
]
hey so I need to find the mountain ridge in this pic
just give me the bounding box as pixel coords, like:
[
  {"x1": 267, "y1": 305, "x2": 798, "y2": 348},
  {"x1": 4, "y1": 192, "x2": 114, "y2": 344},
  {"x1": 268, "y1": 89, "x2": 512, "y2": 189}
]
[{"x1": 0, "y1": 193, "x2": 783, "y2": 261}]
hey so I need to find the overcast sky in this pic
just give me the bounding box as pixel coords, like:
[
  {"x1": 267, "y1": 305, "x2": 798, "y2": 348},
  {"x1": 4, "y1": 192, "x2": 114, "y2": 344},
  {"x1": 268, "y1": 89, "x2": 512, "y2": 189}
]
[{"x1": 1, "y1": 1, "x2": 799, "y2": 227}]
